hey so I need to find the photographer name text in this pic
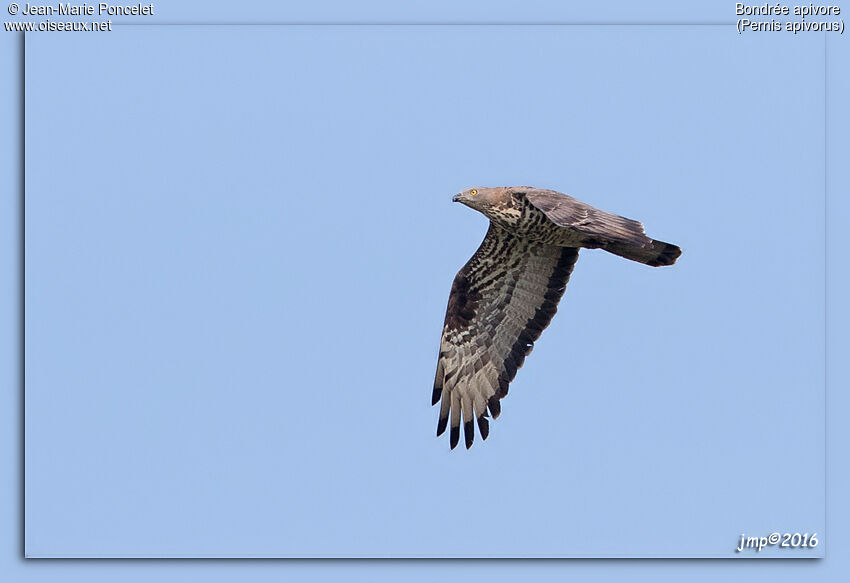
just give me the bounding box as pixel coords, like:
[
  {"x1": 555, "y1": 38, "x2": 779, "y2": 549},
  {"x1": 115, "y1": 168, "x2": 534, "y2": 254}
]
[{"x1": 17, "y1": 2, "x2": 152, "y2": 16}]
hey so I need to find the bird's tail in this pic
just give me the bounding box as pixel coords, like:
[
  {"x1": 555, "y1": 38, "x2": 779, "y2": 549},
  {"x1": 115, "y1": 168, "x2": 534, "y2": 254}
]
[{"x1": 603, "y1": 239, "x2": 681, "y2": 267}]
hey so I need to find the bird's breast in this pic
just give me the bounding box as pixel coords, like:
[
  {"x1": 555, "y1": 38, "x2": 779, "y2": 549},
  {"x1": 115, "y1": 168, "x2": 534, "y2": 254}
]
[{"x1": 487, "y1": 203, "x2": 570, "y2": 245}]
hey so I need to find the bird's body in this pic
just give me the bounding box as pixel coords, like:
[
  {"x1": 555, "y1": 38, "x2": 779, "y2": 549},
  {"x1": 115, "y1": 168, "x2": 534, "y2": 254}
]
[{"x1": 433, "y1": 186, "x2": 681, "y2": 449}]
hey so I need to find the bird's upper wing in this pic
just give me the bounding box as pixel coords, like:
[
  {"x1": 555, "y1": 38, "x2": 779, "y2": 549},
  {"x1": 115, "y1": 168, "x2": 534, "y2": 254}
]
[
  {"x1": 524, "y1": 188, "x2": 653, "y2": 247},
  {"x1": 433, "y1": 224, "x2": 579, "y2": 449}
]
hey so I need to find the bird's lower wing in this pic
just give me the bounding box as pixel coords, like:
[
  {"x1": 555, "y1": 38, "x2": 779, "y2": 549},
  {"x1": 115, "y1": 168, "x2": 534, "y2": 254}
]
[{"x1": 432, "y1": 225, "x2": 579, "y2": 449}]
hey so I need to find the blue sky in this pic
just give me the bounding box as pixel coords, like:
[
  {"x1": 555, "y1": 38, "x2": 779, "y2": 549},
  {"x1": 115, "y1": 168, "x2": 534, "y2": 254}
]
[{"x1": 3, "y1": 0, "x2": 850, "y2": 580}]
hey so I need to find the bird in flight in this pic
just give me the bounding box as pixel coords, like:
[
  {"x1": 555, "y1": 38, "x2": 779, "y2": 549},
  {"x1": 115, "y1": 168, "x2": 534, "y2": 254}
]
[{"x1": 433, "y1": 186, "x2": 681, "y2": 449}]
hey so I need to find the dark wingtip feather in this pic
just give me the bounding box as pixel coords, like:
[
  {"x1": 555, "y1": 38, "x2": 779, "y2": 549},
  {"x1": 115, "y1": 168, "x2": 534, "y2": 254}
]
[
  {"x1": 463, "y1": 420, "x2": 474, "y2": 449},
  {"x1": 659, "y1": 243, "x2": 682, "y2": 265},
  {"x1": 437, "y1": 415, "x2": 448, "y2": 436},
  {"x1": 488, "y1": 395, "x2": 501, "y2": 419},
  {"x1": 646, "y1": 241, "x2": 682, "y2": 267},
  {"x1": 450, "y1": 426, "x2": 460, "y2": 449},
  {"x1": 497, "y1": 377, "x2": 510, "y2": 398},
  {"x1": 431, "y1": 387, "x2": 442, "y2": 406},
  {"x1": 477, "y1": 415, "x2": 489, "y2": 440}
]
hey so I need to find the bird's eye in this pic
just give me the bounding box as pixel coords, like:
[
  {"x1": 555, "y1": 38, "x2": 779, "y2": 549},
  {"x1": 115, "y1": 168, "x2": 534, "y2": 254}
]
[{"x1": 470, "y1": 189, "x2": 478, "y2": 196}]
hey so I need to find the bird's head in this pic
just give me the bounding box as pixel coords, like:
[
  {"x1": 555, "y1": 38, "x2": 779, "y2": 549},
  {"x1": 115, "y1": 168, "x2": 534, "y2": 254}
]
[
  {"x1": 453, "y1": 187, "x2": 527, "y2": 221},
  {"x1": 453, "y1": 187, "x2": 510, "y2": 212}
]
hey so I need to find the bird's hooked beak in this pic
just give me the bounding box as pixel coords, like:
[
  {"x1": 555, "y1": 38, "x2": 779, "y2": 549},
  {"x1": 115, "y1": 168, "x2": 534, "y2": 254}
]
[{"x1": 452, "y1": 193, "x2": 462, "y2": 203}]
